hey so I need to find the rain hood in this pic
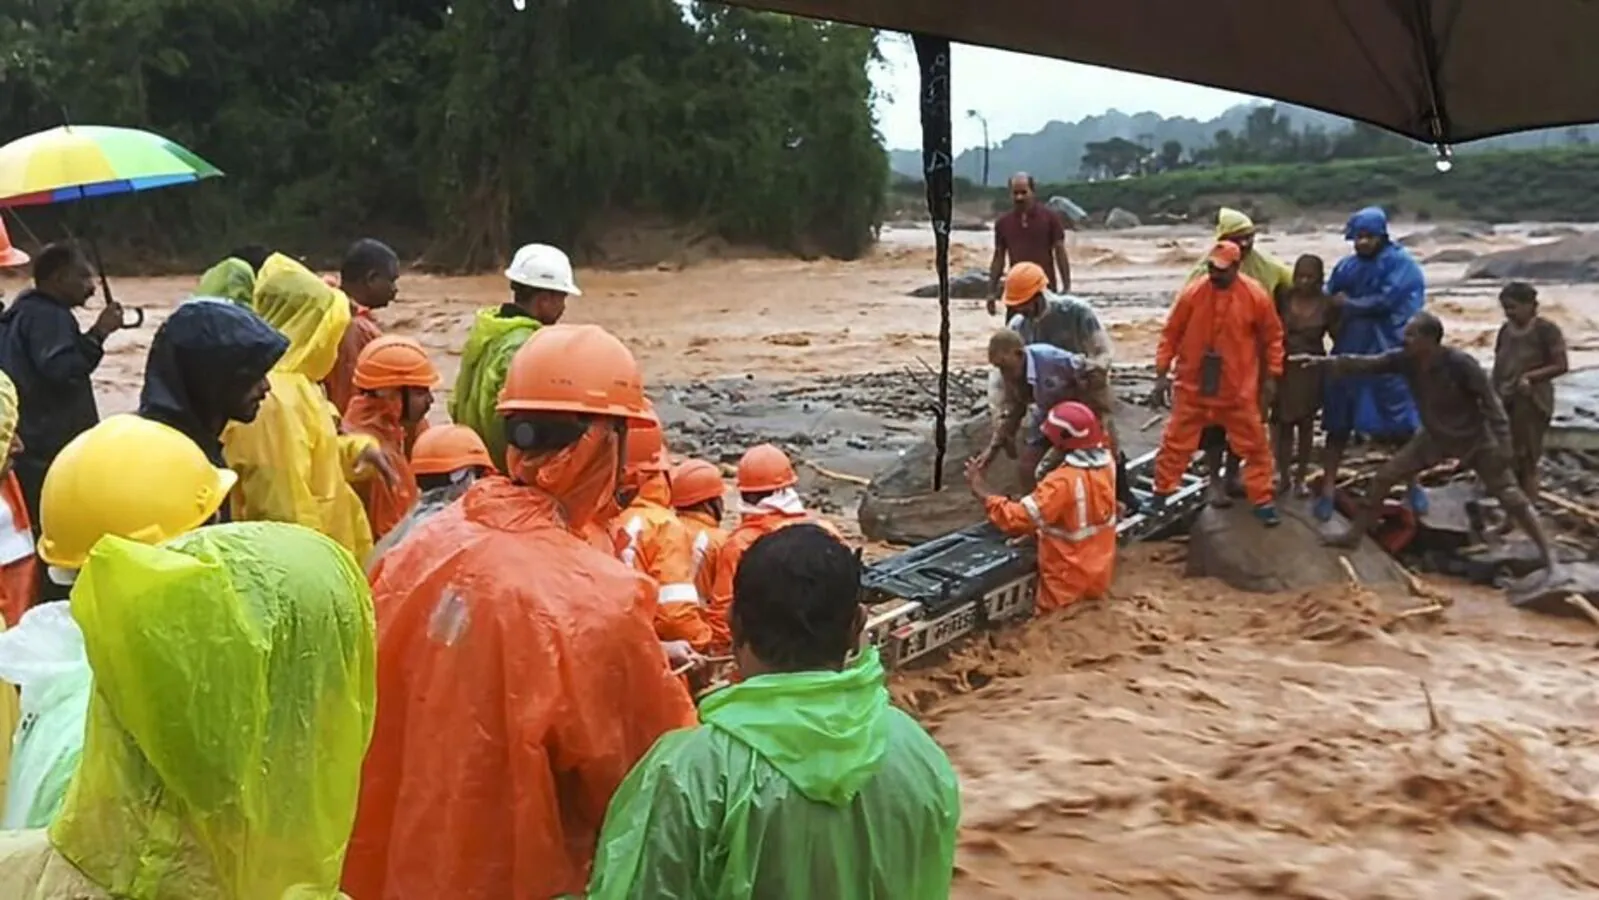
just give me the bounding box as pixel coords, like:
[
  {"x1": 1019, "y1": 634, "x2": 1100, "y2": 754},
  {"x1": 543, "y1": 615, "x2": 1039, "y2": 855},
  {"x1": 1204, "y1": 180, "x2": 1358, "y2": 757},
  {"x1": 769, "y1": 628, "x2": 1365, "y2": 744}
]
[
  {"x1": 450, "y1": 307, "x2": 541, "y2": 470},
  {"x1": 195, "y1": 258, "x2": 256, "y2": 308},
  {"x1": 252, "y1": 254, "x2": 351, "y2": 383},
  {"x1": 50, "y1": 522, "x2": 376, "y2": 899},
  {"x1": 587, "y1": 647, "x2": 961, "y2": 899},
  {"x1": 139, "y1": 297, "x2": 288, "y2": 468},
  {"x1": 1343, "y1": 205, "x2": 1391, "y2": 241}
]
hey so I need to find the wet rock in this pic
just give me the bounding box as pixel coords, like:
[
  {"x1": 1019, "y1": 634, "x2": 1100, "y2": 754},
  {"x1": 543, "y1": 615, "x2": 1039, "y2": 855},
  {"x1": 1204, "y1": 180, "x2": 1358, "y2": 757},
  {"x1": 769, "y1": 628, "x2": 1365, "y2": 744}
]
[
  {"x1": 1047, "y1": 195, "x2": 1088, "y2": 226},
  {"x1": 1528, "y1": 225, "x2": 1582, "y2": 239},
  {"x1": 1104, "y1": 208, "x2": 1141, "y2": 230},
  {"x1": 1185, "y1": 500, "x2": 1405, "y2": 593},
  {"x1": 908, "y1": 268, "x2": 990, "y2": 299},
  {"x1": 1397, "y1": 222, "x2": 1493, "y2": 247},
  {"x1": 859, "y1": 413, "x2": 1015, "y2": 544},
  {"x1": 652, "y1": 393, "x2": 715, "y2": 434},
  {"x1": 1465, "y1": 234, "x2": 1599, "y2": 282},
  {"x1": 1507, "y1": 562, "x2": 1599, "y2": 619},
  {"x1": 1423, "y1": 248, "x2": 1478, "y2": 264},
  {"x1": 1282, "y1": 217, "x2": 1320, "y2": 235}
]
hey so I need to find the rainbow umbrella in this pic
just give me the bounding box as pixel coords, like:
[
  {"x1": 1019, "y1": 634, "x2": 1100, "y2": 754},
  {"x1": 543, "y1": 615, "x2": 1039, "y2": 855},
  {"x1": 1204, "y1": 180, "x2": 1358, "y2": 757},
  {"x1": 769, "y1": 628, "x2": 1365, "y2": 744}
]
[
  {"x1": 0, "y1": 125, "x2": 223, "y2": 327},
  {"x1": 0, "y1": 125, "x2": 221, "y2": 207}
]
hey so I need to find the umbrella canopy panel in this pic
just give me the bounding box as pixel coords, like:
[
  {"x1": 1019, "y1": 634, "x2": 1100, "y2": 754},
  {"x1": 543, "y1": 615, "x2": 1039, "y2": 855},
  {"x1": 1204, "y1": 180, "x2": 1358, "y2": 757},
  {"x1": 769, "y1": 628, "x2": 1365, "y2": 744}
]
[
  {"x1": 0, "y1": 125, "x2": 222, "y2": 207},
  {"x1": 714, "y1": 0, "x2": 1599, "y2": 146}
]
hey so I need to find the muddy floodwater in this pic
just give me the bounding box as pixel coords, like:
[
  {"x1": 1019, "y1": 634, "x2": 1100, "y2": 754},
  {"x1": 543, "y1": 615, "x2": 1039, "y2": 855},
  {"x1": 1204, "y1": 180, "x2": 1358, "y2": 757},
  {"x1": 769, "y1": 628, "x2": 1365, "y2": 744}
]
[{"x1": 37, "y1": 220, "x2": 1599, "y2": 896}]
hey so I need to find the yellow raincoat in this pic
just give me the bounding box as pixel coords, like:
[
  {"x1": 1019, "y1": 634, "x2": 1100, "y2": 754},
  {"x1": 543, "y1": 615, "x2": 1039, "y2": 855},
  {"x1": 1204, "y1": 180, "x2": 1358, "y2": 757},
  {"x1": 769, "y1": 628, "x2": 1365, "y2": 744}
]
[
  {"x1": 0, "y1": 521, "x2": 376, "y2": 899},
  {"x1": 1189, "y1": 207, "x2": 1294, "y2": 296},
  {"x1": 223, "y1": 254, "x2": 379, "y2": 559}
]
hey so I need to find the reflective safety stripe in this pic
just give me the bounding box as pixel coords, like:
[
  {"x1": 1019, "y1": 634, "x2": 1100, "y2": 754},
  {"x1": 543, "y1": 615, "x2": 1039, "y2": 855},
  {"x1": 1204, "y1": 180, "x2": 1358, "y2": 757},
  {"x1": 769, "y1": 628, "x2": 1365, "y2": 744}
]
[
  {"x1": 1019, "y1": 495, "x2": 1046, "y2": 530},
  {"x1": 690, "y1": 529, "x2": 711, "y2": 577},
  {"x1": 1021, "y1": 482, "x2": 1114, "y2": 543},
  {"x1": 659, "y1": 582, "x2": 702, "y2": 606},
  {"x1": 619, "y1": 516, "x2": 646, "y2": 569}
]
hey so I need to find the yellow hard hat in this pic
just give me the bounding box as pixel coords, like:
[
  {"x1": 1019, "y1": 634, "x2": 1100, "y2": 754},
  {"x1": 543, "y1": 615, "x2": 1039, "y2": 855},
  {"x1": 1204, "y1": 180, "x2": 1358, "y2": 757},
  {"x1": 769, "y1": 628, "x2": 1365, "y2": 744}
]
[{"x1": 39, "y1": 415, "x2": 238, "y2": 569}]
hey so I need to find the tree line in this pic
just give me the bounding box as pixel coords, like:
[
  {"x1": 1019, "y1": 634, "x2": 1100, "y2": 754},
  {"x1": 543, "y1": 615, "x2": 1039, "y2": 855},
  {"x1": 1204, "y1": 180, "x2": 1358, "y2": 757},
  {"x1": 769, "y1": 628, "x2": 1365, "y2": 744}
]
[
  {"x1": 0, "y1": 1, "x2": 886, "y2": 270},
  {"x1": 1078, "y1": 106, "x2": 1422, "y2": 180}
]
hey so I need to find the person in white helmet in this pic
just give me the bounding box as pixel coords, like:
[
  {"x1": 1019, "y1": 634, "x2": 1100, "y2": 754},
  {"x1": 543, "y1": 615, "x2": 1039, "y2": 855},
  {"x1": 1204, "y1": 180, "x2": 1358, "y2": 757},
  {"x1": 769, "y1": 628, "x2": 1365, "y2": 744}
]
[{"x1": 450, "y1": 243, "x2": 582, "y2": 468}]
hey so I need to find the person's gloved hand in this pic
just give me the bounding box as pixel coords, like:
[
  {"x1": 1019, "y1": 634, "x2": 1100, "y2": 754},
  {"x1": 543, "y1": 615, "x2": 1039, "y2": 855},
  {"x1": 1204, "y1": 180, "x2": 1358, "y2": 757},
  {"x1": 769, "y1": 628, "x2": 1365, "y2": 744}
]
[{"x1": 1150, "y1": 375, "x2": 1172, "y2": 409}]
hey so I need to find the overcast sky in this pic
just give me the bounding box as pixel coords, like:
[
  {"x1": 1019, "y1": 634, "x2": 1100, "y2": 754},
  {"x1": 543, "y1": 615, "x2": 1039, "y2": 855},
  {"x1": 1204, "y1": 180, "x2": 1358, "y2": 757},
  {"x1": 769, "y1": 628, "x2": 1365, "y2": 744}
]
[{"x1": 872, "y1": 36, "x2": 1256, "y2": 151}]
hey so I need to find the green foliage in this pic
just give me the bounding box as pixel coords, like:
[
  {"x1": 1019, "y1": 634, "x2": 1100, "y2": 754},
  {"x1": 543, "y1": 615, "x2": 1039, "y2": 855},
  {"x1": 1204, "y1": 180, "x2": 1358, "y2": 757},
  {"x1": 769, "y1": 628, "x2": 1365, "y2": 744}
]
[
  {"x1": 899, "y1": 146, "x2": 1599, "y2": 225},
  {"x1": 0, "y1": 0, "x2": 884, "y2": 270}
]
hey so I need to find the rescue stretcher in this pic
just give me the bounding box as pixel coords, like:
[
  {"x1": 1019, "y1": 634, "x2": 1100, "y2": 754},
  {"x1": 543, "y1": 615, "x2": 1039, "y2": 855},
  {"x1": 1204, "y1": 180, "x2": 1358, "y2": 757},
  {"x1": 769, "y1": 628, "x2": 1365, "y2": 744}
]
[{"x1": 862, "y1": 449, "x2": 1207, "y2": 669}]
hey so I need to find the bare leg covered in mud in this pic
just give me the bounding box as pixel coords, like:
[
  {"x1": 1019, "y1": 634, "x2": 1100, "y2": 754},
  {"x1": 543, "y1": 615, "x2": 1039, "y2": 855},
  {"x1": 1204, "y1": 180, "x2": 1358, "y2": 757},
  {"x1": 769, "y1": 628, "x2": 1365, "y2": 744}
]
[{"x1": 1273, "y1": 418, "x2": 1316, "y2": 496}]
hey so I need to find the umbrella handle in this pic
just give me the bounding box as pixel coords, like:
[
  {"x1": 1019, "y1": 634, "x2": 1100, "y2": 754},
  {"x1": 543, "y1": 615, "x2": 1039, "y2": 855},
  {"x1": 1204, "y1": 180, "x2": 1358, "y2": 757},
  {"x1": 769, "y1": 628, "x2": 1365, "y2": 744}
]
[{"x1": 122, "y1": 306, "x2": 145, "y2": 329}]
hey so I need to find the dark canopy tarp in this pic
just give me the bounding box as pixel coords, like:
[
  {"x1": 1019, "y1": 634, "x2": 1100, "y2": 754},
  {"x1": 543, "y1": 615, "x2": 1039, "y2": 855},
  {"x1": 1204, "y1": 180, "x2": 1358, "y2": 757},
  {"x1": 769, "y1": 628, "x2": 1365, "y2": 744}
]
[{"x1": 716, "y1": 0, "x2": 1599, "y2": 146}]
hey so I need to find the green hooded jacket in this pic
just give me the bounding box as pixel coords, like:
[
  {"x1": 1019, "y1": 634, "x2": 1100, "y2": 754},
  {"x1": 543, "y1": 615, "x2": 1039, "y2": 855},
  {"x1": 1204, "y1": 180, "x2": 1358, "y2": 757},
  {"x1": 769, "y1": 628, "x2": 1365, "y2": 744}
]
[
  {"x1": 586, "y1": 648, "x2": 960, "y2": 899},
  {"x1": 196, "y1": 258, "x2": 257, "y2": 308},
  {"x1": 449, "y1": 307, "x2": 540, "y2": 470}
]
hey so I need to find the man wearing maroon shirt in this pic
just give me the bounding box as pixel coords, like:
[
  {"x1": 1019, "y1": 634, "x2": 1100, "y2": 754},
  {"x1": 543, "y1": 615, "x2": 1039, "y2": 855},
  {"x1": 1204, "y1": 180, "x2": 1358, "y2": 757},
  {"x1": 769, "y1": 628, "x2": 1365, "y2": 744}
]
[{"x1": 988, "y1": 172, "x2": 1072, "y2": 315}]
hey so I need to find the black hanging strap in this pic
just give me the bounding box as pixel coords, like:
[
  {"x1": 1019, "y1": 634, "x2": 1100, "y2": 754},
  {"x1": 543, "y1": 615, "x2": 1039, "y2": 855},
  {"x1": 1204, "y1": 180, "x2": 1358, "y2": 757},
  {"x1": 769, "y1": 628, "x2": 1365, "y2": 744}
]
[{"x1": 913, "y1": 34, "x2": 953, "y2": 491}]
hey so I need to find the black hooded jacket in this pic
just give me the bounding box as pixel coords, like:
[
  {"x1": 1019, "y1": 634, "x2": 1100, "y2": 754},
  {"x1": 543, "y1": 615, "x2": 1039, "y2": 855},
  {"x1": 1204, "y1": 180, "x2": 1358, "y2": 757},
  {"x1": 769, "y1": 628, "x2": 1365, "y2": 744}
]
[
  {"x1": 0, "y1": 287, "x2": 105, "y2": 469},
  {"x1": 139, "y1": 297, "x2": 288, "y2": 476}
]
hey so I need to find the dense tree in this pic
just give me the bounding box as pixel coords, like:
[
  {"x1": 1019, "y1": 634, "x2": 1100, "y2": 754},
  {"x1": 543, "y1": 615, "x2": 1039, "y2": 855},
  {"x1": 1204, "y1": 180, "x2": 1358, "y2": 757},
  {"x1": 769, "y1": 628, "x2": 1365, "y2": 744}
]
[
  {"x1": 1191, "y1": 108, "x2": 1420, "y2": 167},
  {"x1": 0, "y1": 0, "x2": 885, "y2": 270}
]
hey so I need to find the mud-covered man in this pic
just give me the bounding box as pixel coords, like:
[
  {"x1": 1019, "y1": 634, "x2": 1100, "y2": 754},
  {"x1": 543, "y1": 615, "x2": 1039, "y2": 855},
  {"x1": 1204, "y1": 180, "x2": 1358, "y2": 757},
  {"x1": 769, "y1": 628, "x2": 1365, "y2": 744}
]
[
  {"x1": 1293, "y1": 310, "x2": 1557, "y2": 579},
  {"x1": 987, "y1": 172, "x2": 1071, "y2": 316}
]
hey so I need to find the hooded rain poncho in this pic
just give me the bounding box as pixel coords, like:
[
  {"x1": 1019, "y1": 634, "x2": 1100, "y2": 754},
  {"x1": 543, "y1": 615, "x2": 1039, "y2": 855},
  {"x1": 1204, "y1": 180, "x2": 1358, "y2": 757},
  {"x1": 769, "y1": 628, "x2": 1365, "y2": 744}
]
[
  {"x1": 341, "y1": 393, "x2": 420, "y2": 541},
  {"x1": 0, "y1": 522, "x2": 376, "y2": 900},
  {"x1": 0, "y1": 369, "x2": 37, "y2": 625},
  {"x1": 345, "y1": 427, "x2": 699, "y2": 900},
  {"x1": 139, "y1": 297, "x2": 289, "y2": 473},
  {"x1": 450, "y1": 307, "x2": 541, "y2": 469},
  {"x1": 195, "y1": 258, "x2": 256, "y2": 308},
  {"x1": 222, "y1": 254, "x2": 379, "y2": 558},
  {"x1": 1188, "y1": 207, "x2": 1295, "y2": 296},
  {"x1": 587, "y1": 647, "x2": 961, "y2": 899},
  {"x1": 1324, "y1": 207, "x2": 1425, "y2": 439}
]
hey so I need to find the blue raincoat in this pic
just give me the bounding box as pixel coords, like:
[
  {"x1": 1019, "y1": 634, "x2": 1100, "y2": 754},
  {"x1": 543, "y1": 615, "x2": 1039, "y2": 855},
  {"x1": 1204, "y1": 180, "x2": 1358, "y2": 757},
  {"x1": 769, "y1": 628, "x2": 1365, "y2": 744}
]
[{"x1": 1323, "y1": 207, "x2": 1424, "y2": 439}]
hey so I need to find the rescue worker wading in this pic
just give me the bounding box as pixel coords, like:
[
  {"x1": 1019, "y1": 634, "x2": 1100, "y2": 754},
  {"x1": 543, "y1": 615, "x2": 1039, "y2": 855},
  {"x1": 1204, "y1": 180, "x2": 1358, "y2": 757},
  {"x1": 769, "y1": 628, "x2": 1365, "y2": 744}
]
[
  {"x1": 615, "y1": 406, "x2": 714, "y2": 652},
  {"x1": 342, "y1": 335, "x2": 441, "y2": 541},
  {"x1": 0, "y1": 522, "x2": 376, "y2": 900},
  {"x1": 345, "y1": 324, "x2": 698, "y2": 900},
  {"x1": 671, "y1": 458, "x2": 729, "y2": 610},
  {"x1": 366, "y1": 424, "x2": 496, "y2": 573},
  {"x1": 452, "y1": 243, "x2": 580, "y2": 469},
  {"x1": 1151, "y1": 241, "x2": 1285, "y2": 526},
  {"x1": 707, "y1": 443, "x2": 835, "y2": 650},
  {"x1": 967, "y1": 400, "x2": 1118, "y2": 611},
  {"x1": 589, "y1": 525, "x2": 961, "y2": 899}
]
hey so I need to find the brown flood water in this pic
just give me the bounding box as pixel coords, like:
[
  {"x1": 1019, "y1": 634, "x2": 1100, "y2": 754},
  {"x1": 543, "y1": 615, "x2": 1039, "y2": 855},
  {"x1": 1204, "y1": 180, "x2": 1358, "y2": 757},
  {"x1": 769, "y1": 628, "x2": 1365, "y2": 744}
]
[{"x1": 21, "y1": 220, "x2": 1599, "y2": 897}]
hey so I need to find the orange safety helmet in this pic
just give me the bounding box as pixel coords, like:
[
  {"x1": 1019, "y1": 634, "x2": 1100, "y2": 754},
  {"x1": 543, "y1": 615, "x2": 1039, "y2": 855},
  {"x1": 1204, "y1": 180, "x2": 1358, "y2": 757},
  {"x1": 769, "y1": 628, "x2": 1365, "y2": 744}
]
[
  {"x1": 496, "y1": 324, "x2": 653, "y2": 423},
  {"x1": 353, "y1": 335, "x2": 441, "y2": 390},
  {"x1": 0, "y1": 217, "x2": 28, "y2": 269},
  {"x1": 1040, "y1": 400, "x2": 1106, "y2": 451},
  {"x1": 670, "y1": 459, "x2": 725, "y2": 508},
  {"x1": 625, "y1": 401, "x2": 669, "y2": 473},
  {"x1": 411, "y1": 424, "x2": 496, "y2": 476},
  {"x1": 1002, "y1": 261, "x2": 1048, "y2": 307},
  {"x1": 736, "y1": 443, "x2": 797, "y2": 493}
]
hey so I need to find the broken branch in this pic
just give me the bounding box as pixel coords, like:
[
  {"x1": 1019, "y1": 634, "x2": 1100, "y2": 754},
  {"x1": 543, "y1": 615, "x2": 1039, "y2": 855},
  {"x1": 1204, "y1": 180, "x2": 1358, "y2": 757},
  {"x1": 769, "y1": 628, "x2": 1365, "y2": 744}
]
[
  {"x1": 1563, "y1": 594, "x2": 1599, "y2": 630},
  {"x1": 802, "y1": 459, "x2": 872, "y2": 486}
]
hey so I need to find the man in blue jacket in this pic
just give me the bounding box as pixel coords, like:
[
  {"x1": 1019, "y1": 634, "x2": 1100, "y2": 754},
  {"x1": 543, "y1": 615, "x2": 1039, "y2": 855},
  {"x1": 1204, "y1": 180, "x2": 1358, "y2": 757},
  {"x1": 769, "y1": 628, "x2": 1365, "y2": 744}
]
[{"x1": 1315, "y1": 207, "x2": 1426, "y2": 522}]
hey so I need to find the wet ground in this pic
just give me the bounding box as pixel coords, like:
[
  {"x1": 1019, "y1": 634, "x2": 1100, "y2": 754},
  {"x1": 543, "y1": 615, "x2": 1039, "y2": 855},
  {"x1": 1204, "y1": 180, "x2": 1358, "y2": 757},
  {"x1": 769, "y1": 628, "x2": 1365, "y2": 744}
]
[{"x1": 29, "y1": 218, "x2": 1599, "y2": 897}]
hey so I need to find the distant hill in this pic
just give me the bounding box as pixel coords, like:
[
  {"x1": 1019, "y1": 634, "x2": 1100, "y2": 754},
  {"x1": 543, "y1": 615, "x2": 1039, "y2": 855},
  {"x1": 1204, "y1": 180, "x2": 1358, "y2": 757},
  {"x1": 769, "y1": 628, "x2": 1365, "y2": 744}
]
[{"x1": 887, "y1": 102, "x2": 1599, "y2": 184}]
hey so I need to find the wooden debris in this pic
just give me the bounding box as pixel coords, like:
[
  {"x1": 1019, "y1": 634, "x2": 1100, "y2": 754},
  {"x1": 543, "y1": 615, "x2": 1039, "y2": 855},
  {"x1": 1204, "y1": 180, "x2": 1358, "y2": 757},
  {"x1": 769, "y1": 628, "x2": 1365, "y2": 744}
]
[
  {"x1": 1399, "y1": 565, "x2": 1453, "y2": 607},
  {"x1": 1564, "y1": 593, "x2": 1599, "y2": 630},
  {"x1": 1539, "y1": 490, "x2": 1599, "y2": 526},
  {"x1": 1138, "y1": 413, "x2": 1165, "y2": 432},
  {"x1": 803, "y1": 459, "x2": 872, "y2": 486},
  {"x1": 1420, "y1": 679, "x2": 1443, "y2": 732}
]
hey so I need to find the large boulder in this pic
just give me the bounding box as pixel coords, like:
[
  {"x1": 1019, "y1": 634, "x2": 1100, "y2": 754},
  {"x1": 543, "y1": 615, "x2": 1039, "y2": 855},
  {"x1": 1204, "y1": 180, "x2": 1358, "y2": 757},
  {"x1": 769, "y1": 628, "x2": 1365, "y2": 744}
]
[
  {"x1": 1104, "y1": 208, "x2": 1141, "y2": 230},
  {"x1": 1047, "y1": 195, "x2": 1088, "y2": 226},
  {"x1": 1186, "y1": 500, "x2": 1405, "y2": 593},
  {"x1": 1508, "y1": 562, "x2": 1599, "y2": 619},
  {"x1": 1466, "y1": 234, "x2": 1599, "y2": 282},
  {"x1": 908, "y1": 267, "x2": 991, "y2": 299},
  {"x1": 1397, "y1": 222, "x2": 1493, "y2": 247},
  {"x1": 858, "y1": 413, "x2": 1014, "y2": 544},
  {"x1": 1423, "y1": 248, "x2": 1478, "y2": 265}
]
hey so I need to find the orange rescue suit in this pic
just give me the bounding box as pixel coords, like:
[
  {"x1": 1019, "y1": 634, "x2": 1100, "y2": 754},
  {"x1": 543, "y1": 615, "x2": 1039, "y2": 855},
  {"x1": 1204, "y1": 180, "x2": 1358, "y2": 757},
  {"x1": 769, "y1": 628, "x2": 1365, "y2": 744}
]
[
  {"x1": 613, "y1": 474, "x2": 714, "y2": 651},
  {"x1": 679, "y1": 508, "x2": 728, "y2": 609},
  {"x1": 325, "y1": 305, "x2": 383, "y2": 416},
  {"x1": 707, "y1": 510, "x2": 839, "y2": 650},
  {"x1": 1154, "y1": 272, "x2": 1284, "y2": 505},
  {"x1": 345, "y1": 477, "x2": 698, "y2": 900},
  {"x1": 341, "y1": 392, "x2": 420, "y2": 541},
  {"x1": 984, "y1": 452, "x2": 1117, "y2": 610},
  {"x1": 0, "y1": 473, "x2": 37, "y2": 626}
]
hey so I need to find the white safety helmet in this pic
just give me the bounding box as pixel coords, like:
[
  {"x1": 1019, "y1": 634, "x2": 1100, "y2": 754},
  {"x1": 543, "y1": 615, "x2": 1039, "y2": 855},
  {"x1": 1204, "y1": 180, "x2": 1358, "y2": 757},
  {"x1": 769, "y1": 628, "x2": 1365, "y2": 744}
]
[{"x1": 504, "y1": 243, "x2": 582, "y2": 297}]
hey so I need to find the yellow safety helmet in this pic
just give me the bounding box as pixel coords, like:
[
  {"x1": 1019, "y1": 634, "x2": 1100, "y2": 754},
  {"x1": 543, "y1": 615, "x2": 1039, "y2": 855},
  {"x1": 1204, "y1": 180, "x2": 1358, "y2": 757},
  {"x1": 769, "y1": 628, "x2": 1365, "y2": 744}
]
[{"x1": 39, "y1": 415, "x2": 238, "y2": 570}]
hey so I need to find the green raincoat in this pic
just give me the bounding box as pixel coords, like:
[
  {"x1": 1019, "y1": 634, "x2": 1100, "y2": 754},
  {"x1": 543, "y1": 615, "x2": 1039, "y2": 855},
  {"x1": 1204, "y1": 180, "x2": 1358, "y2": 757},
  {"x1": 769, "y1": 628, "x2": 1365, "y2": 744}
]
[
  {"x1": 449, "y1": 307, "x2": 540, "y2": 470},
  {"x1": 196, "y1": 258, "x2": 257, "y2": 308},
  {"x1": 586, "y1": 648, "x2": 961, "y2": 899},
  {"x1": 1188, "y1": 207, "x2": 1294, "y2": 297},
  {"x1": 0, "y1": 522, "x2": 377, "y2": 899}
]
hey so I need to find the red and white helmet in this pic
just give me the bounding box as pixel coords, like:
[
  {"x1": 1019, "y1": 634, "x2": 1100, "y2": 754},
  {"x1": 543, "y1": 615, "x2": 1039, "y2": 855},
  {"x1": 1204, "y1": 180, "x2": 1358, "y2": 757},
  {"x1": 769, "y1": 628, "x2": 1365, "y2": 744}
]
[{"x1": 1041, "y1": 400, "x2": 1106, "y2": 451}]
